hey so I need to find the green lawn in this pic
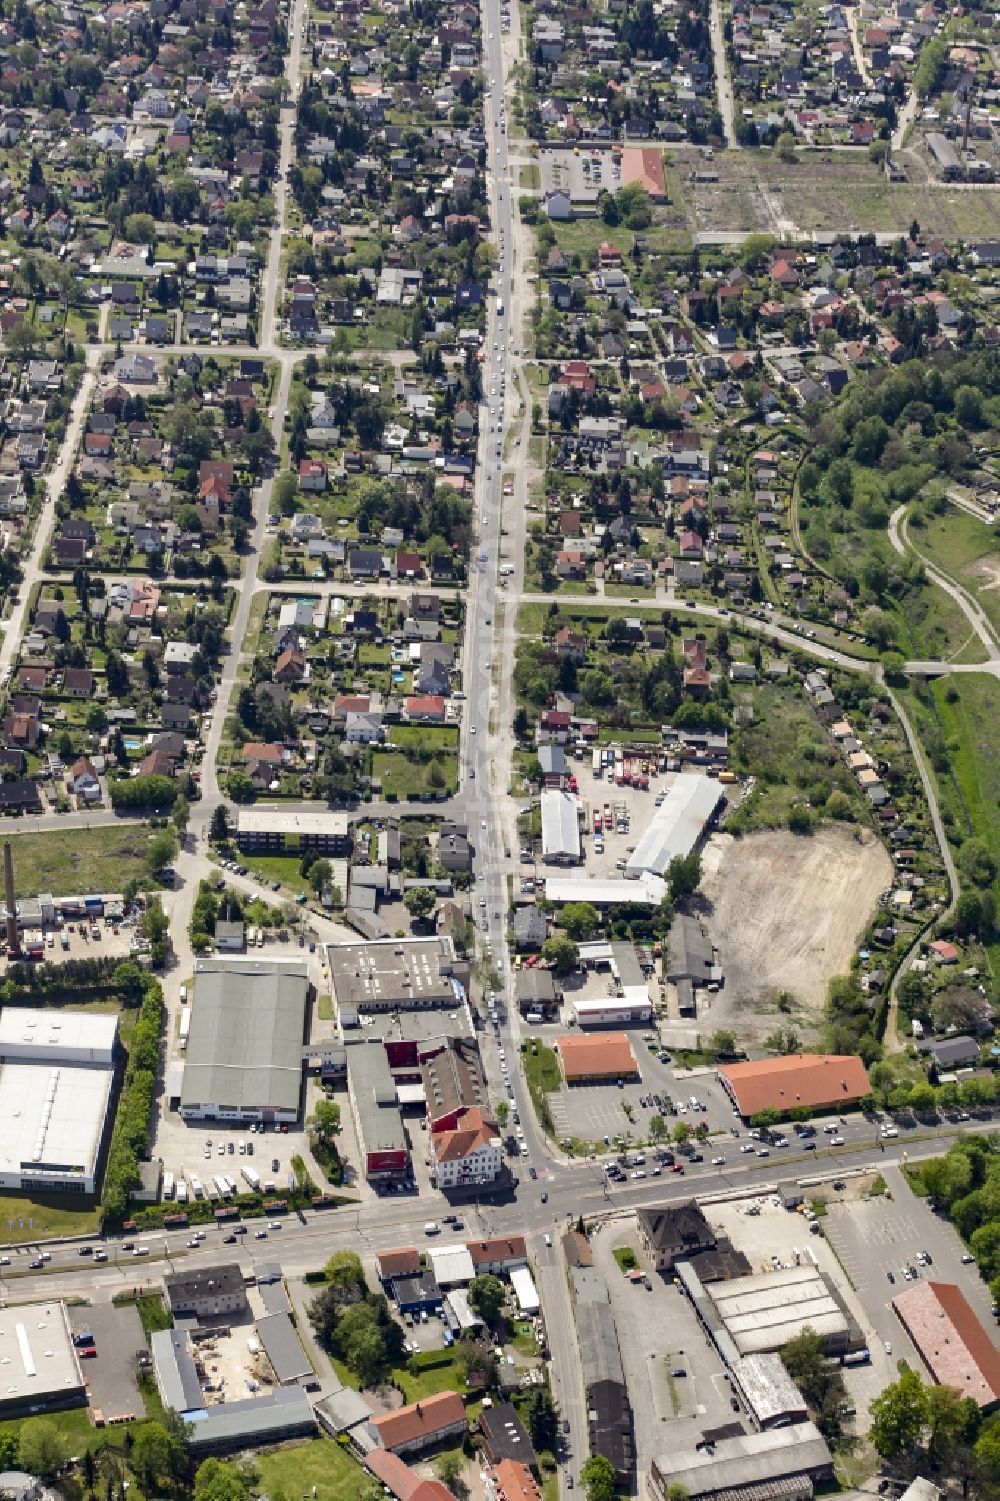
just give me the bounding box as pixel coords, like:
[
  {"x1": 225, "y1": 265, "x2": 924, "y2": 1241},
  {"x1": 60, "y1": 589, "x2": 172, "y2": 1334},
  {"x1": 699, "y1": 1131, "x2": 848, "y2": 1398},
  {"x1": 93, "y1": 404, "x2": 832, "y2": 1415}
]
[
  {"x1": 4, "y1": 825, "x2": 153, "y2": 898},
  {"x1": 0, "y1": 1193, "x2": 100, "y2": 1245},
  {"x1": 257, "y1": 1438, "x2": 370, "y2": 1501},
  {"x1": 239, "y1": 852, "x2": 303, "y2": 889},
  {"x1": 913, "y1": 507, "x2": 1000, "y2": 640},
  {"x1": 372, "y1": 751, "x2": 457, "y2": 800},
  {"x1": 389, "y1": 725, "x2": 460, "y2": 751},
  {"x1": 395, "y1": 1351, "x2": 468, "y2": 1403},
  {"x1": 522, "y1": 1041, "x2": 562, "y2": 1134}
]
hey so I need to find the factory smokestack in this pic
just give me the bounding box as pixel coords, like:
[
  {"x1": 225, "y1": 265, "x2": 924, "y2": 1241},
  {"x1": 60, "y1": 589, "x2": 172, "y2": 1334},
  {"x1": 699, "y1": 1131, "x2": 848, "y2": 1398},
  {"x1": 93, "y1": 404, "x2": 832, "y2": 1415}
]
[{"x1": 4, "y1": 841, "x2": 18, "y2": 958}]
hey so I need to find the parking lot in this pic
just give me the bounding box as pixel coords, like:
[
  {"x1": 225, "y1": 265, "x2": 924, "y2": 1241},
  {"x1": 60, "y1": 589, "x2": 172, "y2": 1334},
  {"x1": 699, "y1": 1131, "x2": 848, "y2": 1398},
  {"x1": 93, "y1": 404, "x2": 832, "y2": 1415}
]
[
  {"x1": 545, "y1": 1043, "x2": 736, "y2": 1152},
  {"x1": 568, "y1": 763, "x2": 670, "y2": 882},
  {"x1": 591, "y1": 1217, "x2": 739, "y2": 1470},
  {"x1": 69, "y1": 1301, "x2": 146, "y2": 1421},
  {"x1": 821, "y1": 1163, "x2": 995, "y2": 1380},
  {"x1": 538, "y1": 146, "x2": 620, "y2": 204}
]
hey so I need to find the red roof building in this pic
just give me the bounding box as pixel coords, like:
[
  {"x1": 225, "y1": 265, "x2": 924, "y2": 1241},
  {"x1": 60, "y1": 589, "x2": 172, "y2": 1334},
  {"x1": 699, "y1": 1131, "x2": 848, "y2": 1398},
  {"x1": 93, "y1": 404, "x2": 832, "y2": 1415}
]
[
  {"x1": 893, "y1": 1281, "x2": 1000, "y2": 1409},
  {"x1": 718, "y1": 1054, "x2": 871, "y2": 1119}
]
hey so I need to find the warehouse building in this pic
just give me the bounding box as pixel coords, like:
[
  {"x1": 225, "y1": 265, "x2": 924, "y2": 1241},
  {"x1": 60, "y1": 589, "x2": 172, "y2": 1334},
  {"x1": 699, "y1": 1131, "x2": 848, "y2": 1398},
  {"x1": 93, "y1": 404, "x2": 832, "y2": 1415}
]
[
  {"x1": 649, "y1": 1421, "x2": 832, "y2": 1501},
  {"x1": 187, "y1": 1389, "x2": 316, "y2": 1455},
  {"x1": 540, "y1": 789, "x2": 581, "y2": 865},
  {"x1": 345, "y1": 1040, "x2": 410, "y2": 1182},
  {"x1": 179, "y1": 959, "x2": 310, "y2": 1124},
  {"x1": 730, "y1": 1352, "x2": 809, "y2": 1429},
  {"x1": 236, "y1": 805, "x2": 351, "y2": 855},
  {"x1": 0, "y1": 1009, "x2": 118, "y2": 1195},
  {"x1": 666, "y1": 914, "x2": 715, "y2": 1016},
  {"x1": 557, "y1": 1032, "x2": 639, "y2": 1084},
  {"x1": 571, "y1": 1265, "x2": 633, "y2": 1486},
  {"x1": 543, "y1": 873, "x2": 667, "y2": 907},
  {"x1": 255, "y1": 1312, "x2": 314, "y2": 1388},
  {"x1": 678, "y1": 1262, "x2": 860, "y2": 1359},
  {"x1": 625, "y1": 775, "x2": 723, "y2": 878},
  {"x1": 892, "y1": 1281, "x2": 1000, "y2": 1410},
  {"x1": 718, "y1": 1054, "x2": 871, "y2": 1120},
  {"x1": 0, "y1": 1301, "x2": 86, "y2": 1418}
]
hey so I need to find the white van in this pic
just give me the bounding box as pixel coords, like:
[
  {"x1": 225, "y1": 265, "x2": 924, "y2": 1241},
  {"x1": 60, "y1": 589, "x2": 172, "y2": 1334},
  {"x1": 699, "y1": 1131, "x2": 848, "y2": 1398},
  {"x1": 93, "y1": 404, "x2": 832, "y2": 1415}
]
[
  {"x1": 133, "y1": 1246, "x2": 150, "y2": 1257},
  {"x1": 424, "y1": 1221, "x2": 440, "y2": 1236},
  {"x1": 525, "y1": 1011, "x2": 543, "y2": 1024}
]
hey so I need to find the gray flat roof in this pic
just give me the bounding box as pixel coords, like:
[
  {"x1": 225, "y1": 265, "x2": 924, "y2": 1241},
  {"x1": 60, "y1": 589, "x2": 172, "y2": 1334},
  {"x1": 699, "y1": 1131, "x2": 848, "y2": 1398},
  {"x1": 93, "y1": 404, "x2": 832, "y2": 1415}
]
[
  {"x1": 328, "y1": 936, "x2": 458, "y2": 1011},
  {"x1": 151, "y1": 1328, "x2": 203, "y2": 1413},
  {"x1": 256, "y1": 1313, "x2": 313, "y2": 1385},
  {"x1": 237, "y1": 806, "x2": 349, "y2": 837},
  {"x1": 653, "y1": 1421, "x2": 831, "y2": 1496},
  {"x1": 181, "y1": 959, "x2": 309, "y2": 1114},
  {"x1": 626, "y1": 774, "x2": 722, "y2": 877},
  {"x1": 346, "y1": 1041, "x2": 407, "y2": 1153},
  {"x1": 185, "y1": 1386, "x2": 316, "y2": 1451},
  {"x1": 540, "y1": 789, "x2": 581, "y2": 860}
]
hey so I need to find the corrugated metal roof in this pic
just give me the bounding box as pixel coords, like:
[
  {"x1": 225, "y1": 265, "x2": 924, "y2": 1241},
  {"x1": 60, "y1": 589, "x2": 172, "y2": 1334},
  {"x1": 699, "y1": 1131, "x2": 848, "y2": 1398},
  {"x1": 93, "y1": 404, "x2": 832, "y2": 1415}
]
[
  {"x1": 626, "y1": 774, "x2": 722, "y2": 877},
  {"x1": 181, "y1": 959, "x2": 309, "y2": 1113},
  {"x1": 540, "y1": 789, "x2": 581, "y2": 860}
]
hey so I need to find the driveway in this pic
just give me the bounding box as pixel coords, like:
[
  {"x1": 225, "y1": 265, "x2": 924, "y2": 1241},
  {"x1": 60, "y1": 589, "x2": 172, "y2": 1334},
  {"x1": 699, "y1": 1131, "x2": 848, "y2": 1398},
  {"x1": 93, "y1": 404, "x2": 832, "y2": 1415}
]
[{"x1": 69, "y1": 1301, "x2": 147, "y2": 1421}]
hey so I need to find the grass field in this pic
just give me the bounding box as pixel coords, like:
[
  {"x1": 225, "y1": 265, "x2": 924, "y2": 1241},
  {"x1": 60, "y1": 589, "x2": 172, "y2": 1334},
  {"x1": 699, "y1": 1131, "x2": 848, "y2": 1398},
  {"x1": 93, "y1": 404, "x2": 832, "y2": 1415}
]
[
  {"x1": 239, "y1": 852, "x2": 303, "y2": 890},
  {"x1": 912, "y1": 507, "x2": 1000, "y2": 639},
  {"x1": 5, "y1": 825, "x2": 152, "y2": 898},
  {"x1": 372, "y1": 750, "x2": 457, "y2": 799},
  {"x1": 0, "y1": 1192, "x2": 100, "y2": 1244},
  {"x1": 522, "y1": 1040, "x2": 561, "y2": 1135},
  {"x1": 395, "y1": 1351, "x2": 468, "y2": 1403},
  {"x1": 257, "y1": 1438, "x2": 368, "y2": 1501}
]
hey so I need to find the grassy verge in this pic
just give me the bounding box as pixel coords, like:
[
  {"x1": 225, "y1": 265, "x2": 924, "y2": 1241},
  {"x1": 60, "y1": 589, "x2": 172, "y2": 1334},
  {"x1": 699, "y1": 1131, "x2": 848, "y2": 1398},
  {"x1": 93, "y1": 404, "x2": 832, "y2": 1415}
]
[
  {"x1": 522, "y1": 1041, "x2": 561, "y2": 1135},
  {"x1": 612, "y1": 1246, "x2": 638, "y2": 1274},
  {"x1": 5, "y1": 825, "x2": 153, "y2": 898},
  {"x1": 0, "y1": 1193, "x2": 99, "y2": 1244},
  {"x1": 112, "y1": 1291, "x2": 172, "y2": 1335}
]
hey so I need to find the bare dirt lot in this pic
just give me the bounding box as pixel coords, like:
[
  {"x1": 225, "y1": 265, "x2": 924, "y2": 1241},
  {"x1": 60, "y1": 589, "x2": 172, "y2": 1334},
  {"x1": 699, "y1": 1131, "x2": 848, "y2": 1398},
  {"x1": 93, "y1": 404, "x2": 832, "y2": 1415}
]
[{"x1": 699, "y1": 825, "x2": 892, "y2": 1039}]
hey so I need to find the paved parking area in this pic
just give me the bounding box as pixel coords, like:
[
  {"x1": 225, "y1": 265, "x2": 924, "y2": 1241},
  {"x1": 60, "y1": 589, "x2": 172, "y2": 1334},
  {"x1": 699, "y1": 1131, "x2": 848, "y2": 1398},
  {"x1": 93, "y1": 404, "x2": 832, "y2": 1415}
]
[
  {"x1": 822, "y1": 1164, "x2": 995, "y2": 1381},
  {"x1": 571, "y1": 765, "x2": 668, "y2": 881},
  {"x1": 547, "y1": 1045, "x2": 735, "y2": 1150},
  {"x1": 591, "y1": 1217, "x2": 739, "y2": 1470},
  {"x1": 69, "y1": 1302, "x2": 146, "y2": 1421}
]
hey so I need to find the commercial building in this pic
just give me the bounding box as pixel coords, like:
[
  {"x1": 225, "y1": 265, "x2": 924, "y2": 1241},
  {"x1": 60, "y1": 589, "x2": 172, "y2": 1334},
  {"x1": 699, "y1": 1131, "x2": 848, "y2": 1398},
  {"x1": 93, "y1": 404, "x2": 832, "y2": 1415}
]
[
  {"x1": 680, "y1": 1262, "x2": 858, "y2": 1359},
  {"x1": 164, "y1": 1264, "x2": 248, "y2": 1321},
  {"x1": 368, "y1": 1390, "x2": 467, "y2": 1456},
  {"x1": 0, "y1": 1008, "x2": 118, "y2": 1195},
  {"x1": 649, "y1": 1421, "x2": 832, "y2": 1501},
  {"x1": 345, "y1": 1040, "x2": 409, "y2": 1181},
  {"x1": 431, "y1": 1106, "x2": 502, "y2": 1189},
  {"x1": 428, "y1": 1244, "x2": 475, "y2": 1287},
  {"x1": 422, "y1": 1038, "x2": 488, "y2": 1132},
  {"x1": 515, "y1": 969, "x2": 557, "y2": 1016},
  {"x1": 636, "y1": 1203, "x2": 716, "y2": 1273},
  {"x1": 571, "y1": 1265, "x2": 633, "y2": 1485},
  {"x1": 718, "y1": 1054, "x2": 871, "y2": 1120},
  {"x1": 186, "y1": 1389, "x2": 316, "y2": 1455},
  {"x1": 730, "y1": 1352, "x2": 809, "y2": 1429},
  {"x1": 572, "y1": 996, "x2": 652, "y2": 1028},
  {"x1": 467, "y1": 1237, "x2": 528, "y2": 1275},
  {"x1": 365, "y1": 1450, "x2": 457, "y2": 1501},
  {"x1": 892, "y1": 1281, "x2": 1000, "y2": 1410},
  {"x1": 329, "y1": 936, "x2": 464, "y2": 1015},
  {"x1": 543, "y1": 873, "x2": 667, "y2": 907},
  {"x1": 625, "y1": 775, "x2": 723, "y2": 878},
  {"x1": 557, "y1": 1032, "x2": 639, "y2": 1084},
  {"x1": 0, "y1": 1301, "x2": 86, "y2": 1418},
  {"x1": 666, "y1": 914, "x2": 715, "y2": 1015},
  {"x1": 235, "y1": 805, "x2": 350, "y2": 855},
  {"x1": 179, "y1": 959, "x2": 309, "y2": 1124},
  {"x1": 540, "y1": 789, "x2": 581, "y2": 864}
]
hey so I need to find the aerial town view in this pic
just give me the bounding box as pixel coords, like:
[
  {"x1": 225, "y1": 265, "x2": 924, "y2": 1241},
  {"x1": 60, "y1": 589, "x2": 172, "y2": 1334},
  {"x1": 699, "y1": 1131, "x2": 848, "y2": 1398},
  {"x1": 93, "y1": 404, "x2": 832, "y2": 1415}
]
[{"x1": 0, "y1": 1, "x2": 1000, "y2": 1501}]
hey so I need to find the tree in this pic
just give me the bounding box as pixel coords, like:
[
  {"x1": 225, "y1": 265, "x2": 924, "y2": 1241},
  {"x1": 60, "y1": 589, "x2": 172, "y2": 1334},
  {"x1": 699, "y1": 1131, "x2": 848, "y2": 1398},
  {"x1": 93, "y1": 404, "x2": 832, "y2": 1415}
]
[
  {"x1": 18, "y1": 1419, "x2": 68, "y2": 1477},
  {"x1": 172, "y1": 794, "x2": 191, "y2": 836},
  {"x1": 148, "y1": 827, "x2": 179, "y2": 874},
  {"x1": 710, "y1": 1029, "x2": 736, "y2": 1056},
  {"x1": 672, "y1": 1121, "x2": 693, "y2": 1144},
  {"x1": 667, "y1": 851, "x2": 701, "y2": 901},
  {"x1": 559, "y1": 902, "x2": 600, "y2": 941},
  {"x1": 323, "y1": 1250, "x2": 366, "y2": 1296},
  {"x1": 775, "y1": 131, "x2": 797, "y2": 161},
  {"x1": 926, "y1": 1384, "x2": 979, "y2": 1467},
  {"x1": 468, "y1": 1273, "x2": 506, "y2": 1323},
  {"x1": 436, "y1": 1453, "x2": 464, "y2": 1491},
  {"x1": 825, "y1": 790, "x2": 853, "y2": 821},
  {"x1": 404, "y1": 885, "x2": 437, "y2": 921},
  {"x1": 227, "y1": 770, "x2": 256, "y2": 803},
  {"x1": 308, "y1": 858, "x2": 332, "y2": 895},
  {"x1": 541, "y1": 934, "x2": 579, "y2": 974},
  {"x1": 133, "y1": 1420, "x2": 185, "y2": 1494},
  {"x1": 524, "y1": 1386, "x2": 559, "y2": 1451},
  {"x1": 868, "y1": 1367, "x2": 929, "y2": 1458},
  {"x1": 580, "y1": 1454, "x2": 617, "y2": 1501},
  {"x1": 780, "y1": 1328, "x2": 828, "y2": 1407},
  {"x1": 495, "y1": 1099, "x2": 509, "y2": 1128},
  {"x1": 649, "y1": 1113, "x2": 667, "y2": 1142},
  {"x1": 210, "y1": 804, "x2": 231, "y2": 843},
  {"x1": 308, "y1": 1098, "x2": 342, "y2": 1147},
  {"x1": 788, "y1": 804, "x2": 814, "y2": 835},
  {"x1": 750, "y1": 1108, "x2": 780, "y2": 1127},
  {"x1": 193, "y1": 1459, "x2": 251, "y2": 1501}
]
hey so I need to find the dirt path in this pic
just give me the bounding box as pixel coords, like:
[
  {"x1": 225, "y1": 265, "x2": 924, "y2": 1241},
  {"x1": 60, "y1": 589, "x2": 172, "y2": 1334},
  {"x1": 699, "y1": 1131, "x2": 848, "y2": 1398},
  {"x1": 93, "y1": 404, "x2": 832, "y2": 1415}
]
[{"x1": 699, "y1": 825, "x2": 893, "y2": 1036}]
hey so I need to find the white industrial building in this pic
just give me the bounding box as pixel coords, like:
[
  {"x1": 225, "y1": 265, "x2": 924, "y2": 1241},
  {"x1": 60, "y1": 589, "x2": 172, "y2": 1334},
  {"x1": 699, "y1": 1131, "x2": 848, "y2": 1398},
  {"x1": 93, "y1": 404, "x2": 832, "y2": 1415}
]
[
  {"x1": 625, "y1": 774, "x2": 723, "y2": 878},
  {"x1": 705, "y1": 1264, "x2": 851, "y2": 1357},
  {"x1": 0, "y1": 1009, "x2": 118, "y2": 1194},
  {"x1": 572, "y1": 994, "x2": 652, "y2": 1028},
  {"x1": 540, "y1": 789, "x2": 581, "y2": 864},
  {"x1": 729, "y1": 1353, "x2": 809, "y2": 1429},
  {"x1": 544, "y1": 873, "x2": 667, "y2": 906},
  {"x1": 0, "y1": 1301, "x2": 87, "y2": 1417}
]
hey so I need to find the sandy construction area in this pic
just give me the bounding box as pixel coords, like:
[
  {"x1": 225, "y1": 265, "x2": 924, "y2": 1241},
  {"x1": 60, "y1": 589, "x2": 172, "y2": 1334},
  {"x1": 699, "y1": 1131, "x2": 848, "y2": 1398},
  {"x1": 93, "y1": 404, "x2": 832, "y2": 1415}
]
[{"x1": 700, "y1": 825, "x2": 892, "y2": 1038}]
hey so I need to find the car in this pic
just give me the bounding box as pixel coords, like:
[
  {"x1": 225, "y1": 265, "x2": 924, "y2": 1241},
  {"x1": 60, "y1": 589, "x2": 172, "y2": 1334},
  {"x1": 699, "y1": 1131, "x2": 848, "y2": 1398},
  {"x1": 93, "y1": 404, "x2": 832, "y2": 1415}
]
[
  {"x1": 78, "y1": 1346, "x2": 97, "y2": 1358},
  {"x1": 712, "y1": 1156, "x2": 726, "y2": 1166},
  {"x1": 887, "y1": 1270, "x2": 895, "y2": 1283},
  {"x1": 271, "y1": 880, "x2": 281, "y2": 891},
  {"x1": 830, "y1": 1136, "x2": 845, "y2": 1146},
  {"x1": 884, "y1": 1341, "x2": 892, "y2": 1355},
  {"x1": 529, "y1": 1166, "x2": 537, "y2": 1180},
  {"x1": 28, "y1": 1259, "x2": 43, "y2": 1269},
  {"x1": 78, "y1": 1246, "x2": 93, "y2": 1256},
  {"x1": 223, "y1": 1234, "x2": 237, "y2": 1244},
  {"x1": 566, "y1": 1480, "x2": 573, "y2": 1491},
  {"x1": 255, "y1": 1229, "x2": 267, "y2": 1239},
  {"x1": 541, "y1": 1191, "x2": 548, "y2": 1203},
  {"x1": 122, "y1": 1241, "x2": 135, "y2": 1252},
  {"x1": 670, "y1": 1162, "x2": 684, "y2": 1173},
  {"x1": 671, "y1": 1368, "x2": 686, "y2": 1378},
  {"x1": 804, "y1": 1141, "x2": 817, "y2": 1150},
  {"x1": 961, "y1": 1253, "x2": 975, "y2": 1264},
  {"x1": 94, "y1": 1250, "x2": 108, "y2": 1262},
  {"x1": 903, "y1": 1268, "x2": 912, "y2": 1280},
  {"x1": 741, "y1": 1143, "x2": 755, "y2": 1153},
  {"x1": 272, "y1": 1158, "x2": 280, "y2": 1171},
  {"x1": 268, "y1": 1221, "x2": 282, "y2": 1231}
]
